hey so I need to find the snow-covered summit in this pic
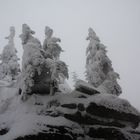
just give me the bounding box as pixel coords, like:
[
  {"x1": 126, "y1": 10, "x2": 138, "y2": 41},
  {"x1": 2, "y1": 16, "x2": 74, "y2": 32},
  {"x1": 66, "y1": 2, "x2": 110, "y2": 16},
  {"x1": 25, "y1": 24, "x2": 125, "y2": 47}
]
[{"x1": 0, "y1": 80, "x2": 139, "y2": 140}]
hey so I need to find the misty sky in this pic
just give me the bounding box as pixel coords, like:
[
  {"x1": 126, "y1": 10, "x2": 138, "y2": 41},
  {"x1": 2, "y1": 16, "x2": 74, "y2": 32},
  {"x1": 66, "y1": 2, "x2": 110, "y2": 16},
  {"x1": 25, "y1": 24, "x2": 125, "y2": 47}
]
[{"x1": 0, "y1": 0, "x2": 140, "y2": 110}]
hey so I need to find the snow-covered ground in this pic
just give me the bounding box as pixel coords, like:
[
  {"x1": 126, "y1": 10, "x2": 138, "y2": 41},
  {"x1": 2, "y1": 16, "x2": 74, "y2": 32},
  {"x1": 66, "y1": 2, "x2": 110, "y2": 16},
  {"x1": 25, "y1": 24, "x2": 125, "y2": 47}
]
[
  {"x1": 0, "y1": 80, "x2": 17, "y2": 101},
  {"x1": 0, "y1": 80, "x2": 139, "y2": 140}
]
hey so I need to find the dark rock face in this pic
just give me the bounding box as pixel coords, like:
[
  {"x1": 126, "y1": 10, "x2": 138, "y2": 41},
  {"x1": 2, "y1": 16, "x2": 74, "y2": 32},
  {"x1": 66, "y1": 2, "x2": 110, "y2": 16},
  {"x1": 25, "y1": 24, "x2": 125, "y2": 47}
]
[
  {"x1": 64, "y1": 111, "x2": 126, "y2": 128},
  {"x1": 87, "y1": 126, "x2": 133, "y2": 140},
  {"x1": 56, "y1": 90, "x2": 140, "y2": 139},
  {"x1": 0, "y1": 128, "x2": 9, "y2": 135},
  {"x1": 77, "y1": 103, "x2": 85, "y2": 111},
  {"x1": 86, "y1": 102, "x2": 140, "y2": 128},
  {"x1": 15, "y1": 125, "x2": 82, "y2": 140},
  {"x1": 15, "y1": 133, "x2": 73, "y2": 140},
  {"x1": 61, "y1": 103, "x2": 77, "y2": 109},
  {"x1": 57, "y1": 91, "x2": 140, "y2": 129}
]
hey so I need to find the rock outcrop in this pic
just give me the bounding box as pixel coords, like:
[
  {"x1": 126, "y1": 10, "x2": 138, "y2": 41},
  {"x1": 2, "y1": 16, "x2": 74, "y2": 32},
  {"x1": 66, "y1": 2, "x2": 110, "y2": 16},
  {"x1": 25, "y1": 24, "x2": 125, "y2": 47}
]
[
  {"x1": 75, "y1": 80, "x2": 100, "y2": 95},
  {"x1": 0, "y1": 80, "x2": 140, "y2": 140}
]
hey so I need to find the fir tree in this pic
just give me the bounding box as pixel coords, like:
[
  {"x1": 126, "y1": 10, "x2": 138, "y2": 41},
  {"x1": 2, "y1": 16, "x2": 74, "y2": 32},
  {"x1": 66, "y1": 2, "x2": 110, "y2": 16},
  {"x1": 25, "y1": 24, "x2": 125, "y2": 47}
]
[
  {"x1": 85, "y1": 28, "x2": 122, "y2": 96},
  {"x1": 43, "y1": 26, "x2": 63, "y2": 61},
  {"x1": 0, "y1": 26, "x2": 20, "y2": 81},
  {"x1": 19, "y1": 24, "x2": 69, "y2": 100},
  {"x1": 43, "y1": 26, "x2": 69, "y2": 94}
]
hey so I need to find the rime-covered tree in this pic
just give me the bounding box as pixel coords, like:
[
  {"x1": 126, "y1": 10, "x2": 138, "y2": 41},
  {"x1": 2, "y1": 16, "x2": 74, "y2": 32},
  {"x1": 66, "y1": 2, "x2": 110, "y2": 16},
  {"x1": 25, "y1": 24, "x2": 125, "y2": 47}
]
[
  {"x1": 43, "y1": 26, "x2": 63, "y2": 61},
  {"x1": 19, "y1": 24, "x2": 70, "y2": 100},
  {"x1": 43, "y1": 26, "x2": 70, "y2": 93},
  {"x1": 0, "y1": 26, "x2": 20, "y2": 81},
  {"x1": 19, "y1": 24, "x2": 50, "y2": 100},
  {"x1": 85, "y1": 28, "x2": 122, "y2": 96}
]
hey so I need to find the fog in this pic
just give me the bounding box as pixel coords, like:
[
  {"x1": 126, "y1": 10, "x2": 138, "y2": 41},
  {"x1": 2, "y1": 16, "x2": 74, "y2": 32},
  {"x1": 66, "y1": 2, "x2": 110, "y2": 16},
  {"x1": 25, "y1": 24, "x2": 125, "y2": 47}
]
[{"x1": 0, "y1": 0, "x2": 140, "y2": 110}]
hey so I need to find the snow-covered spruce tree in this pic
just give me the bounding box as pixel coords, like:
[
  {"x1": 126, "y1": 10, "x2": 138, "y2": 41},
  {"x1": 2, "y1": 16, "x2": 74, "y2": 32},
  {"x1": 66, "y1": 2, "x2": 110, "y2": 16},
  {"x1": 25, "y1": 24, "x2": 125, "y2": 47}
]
[
  {"x1": 43, "y1": 26, "x2": 70, "y2": 94},
  {"x1": 19, "y1": 24, "x2": 70, "y2": 100},
  {"x1": 0, "y1": 26, "x2": 20, "y2": 81},
  {"x1": 19, "y1": 24, "x2": 49, "y2": 100},
  {"x1": 85, "y1": 28, "x2": 122, "y2": 96}
]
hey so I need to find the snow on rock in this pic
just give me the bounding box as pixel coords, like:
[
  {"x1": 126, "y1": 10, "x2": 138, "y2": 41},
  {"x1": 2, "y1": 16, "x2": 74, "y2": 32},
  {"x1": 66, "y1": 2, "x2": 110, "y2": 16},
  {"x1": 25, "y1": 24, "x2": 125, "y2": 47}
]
[
  {"x1": 86, "y1": 94, "x2": 140, "y2": 116},
  {"x1": 0, "y1": 94, "x2": 84, "y2": 140},
  {"x1": 55, "y1": 92, "x2": 140, "y2": 129},
  {"x1": 0, "y1": 85, "x2": 139, "y2": 140},
  {"x1": 75, "y1": 80, "x2": 100, "y2": 95}
]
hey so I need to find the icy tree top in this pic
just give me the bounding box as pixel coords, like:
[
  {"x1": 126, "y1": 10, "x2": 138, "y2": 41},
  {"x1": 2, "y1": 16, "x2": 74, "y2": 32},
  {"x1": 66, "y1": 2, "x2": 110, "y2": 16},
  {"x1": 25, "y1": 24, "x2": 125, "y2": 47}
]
[
  {"x1": 43, "y1": 26, "x2": 61, "y2": 50},
  {"x1": 22, "y1": 24, "x2": 35, "y2": 35},
  {"x1": 5, "y1": 26, "x2": 15, "y2": 45},
  {"x1": 44, "y1": 26, "x2": 61, "y2": 43},
  {"x1": 45, "y1": 26, "x2": 53, "y2": 38},
  {"x1": 86, "y1": 27, "x2": 100, "y2": 42},
  {"x1": 19, "y1": 24, "x2": 35, "y2": 45},
  {"x1": 19, "y1": 24, "x2": 41, "y2": 47}
]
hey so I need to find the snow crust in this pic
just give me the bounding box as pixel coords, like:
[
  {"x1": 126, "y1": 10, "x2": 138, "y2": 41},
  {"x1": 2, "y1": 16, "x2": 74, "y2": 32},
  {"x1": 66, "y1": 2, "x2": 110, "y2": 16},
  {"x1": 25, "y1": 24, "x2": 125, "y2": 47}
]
[{"x1": 0, "y1": 94, "x2": 81, "y2": 140}]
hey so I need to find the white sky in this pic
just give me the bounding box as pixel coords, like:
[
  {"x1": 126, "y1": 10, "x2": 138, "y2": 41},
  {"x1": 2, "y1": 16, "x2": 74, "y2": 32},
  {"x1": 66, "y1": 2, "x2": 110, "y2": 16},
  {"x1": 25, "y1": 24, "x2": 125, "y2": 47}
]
[{"x1": 0, "y1": 0, "x2": 140, "y2": 110}]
